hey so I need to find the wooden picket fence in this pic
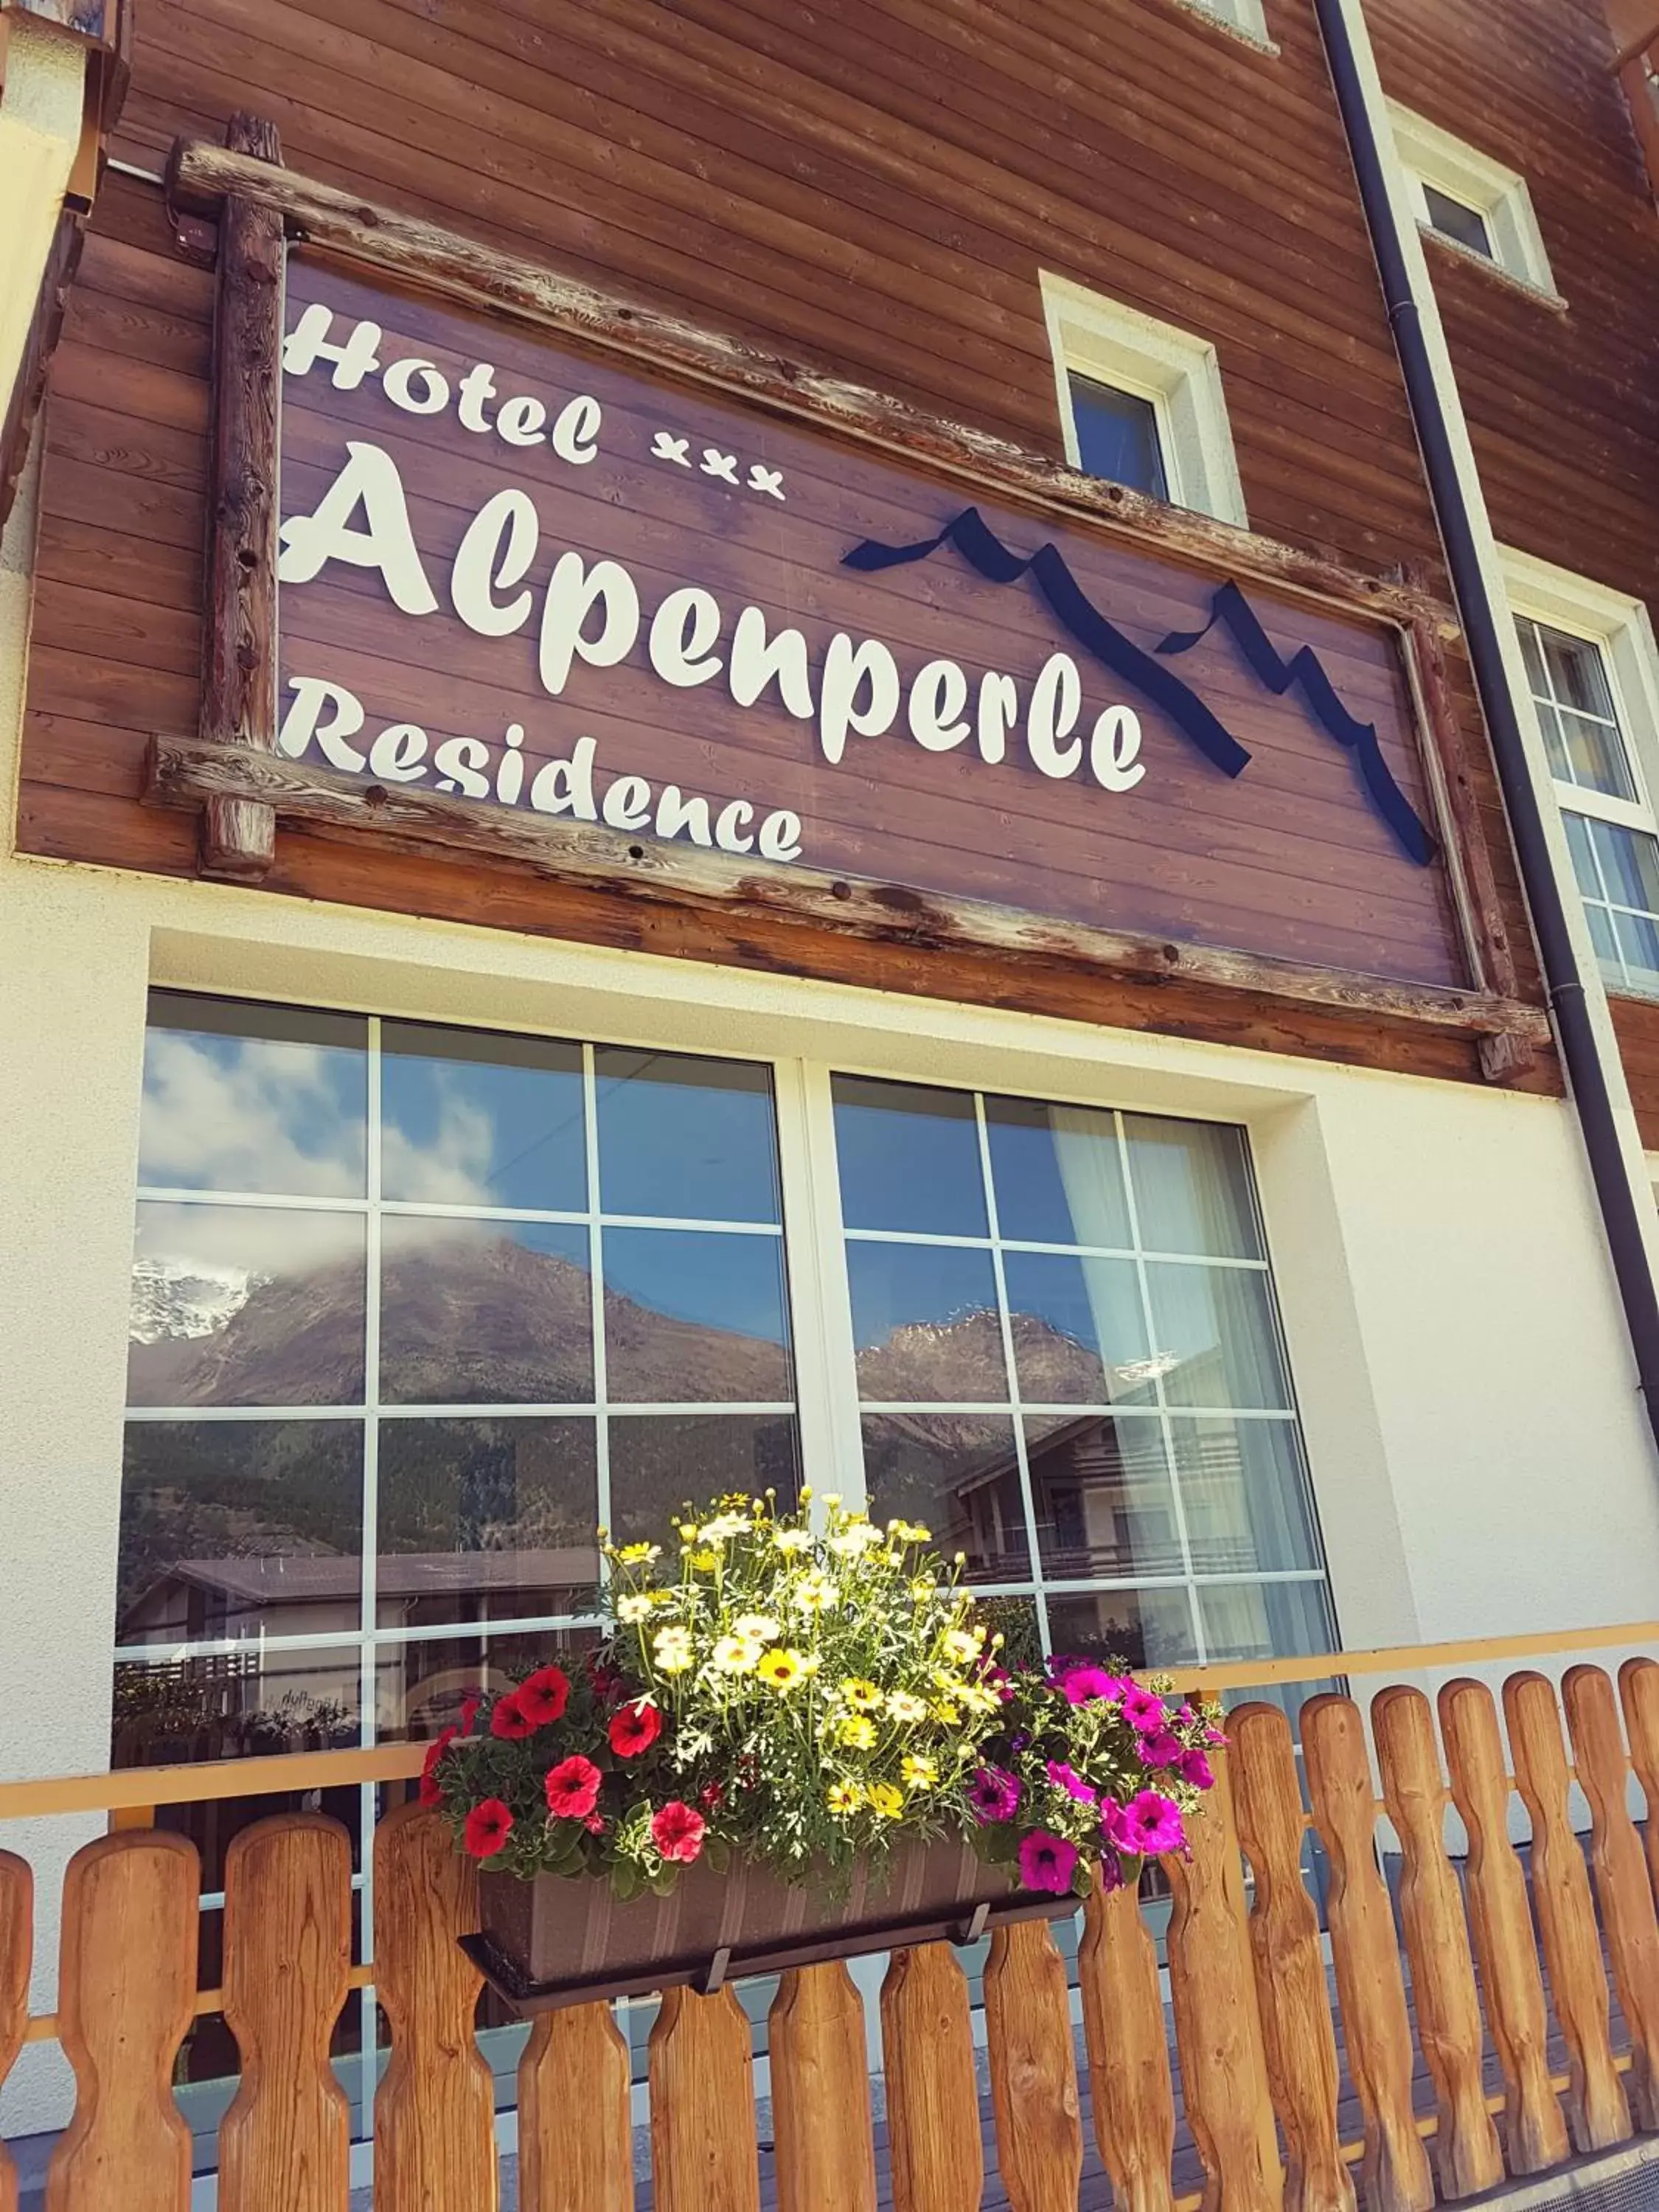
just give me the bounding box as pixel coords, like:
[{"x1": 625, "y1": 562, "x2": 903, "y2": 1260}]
[{"x1": 4, "y1": 1627, "x2": 1659, "y2": 2211}]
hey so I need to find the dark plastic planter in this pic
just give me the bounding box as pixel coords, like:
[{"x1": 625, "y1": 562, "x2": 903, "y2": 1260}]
[{"x1": 462, "y1": 1835, "x2": 1077, "y2": 2014}]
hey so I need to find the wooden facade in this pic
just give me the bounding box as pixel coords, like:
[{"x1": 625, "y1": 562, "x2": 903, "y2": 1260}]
[
  {"x1": 13, "y1": 0, "x2": 1566, "y2": 1091},
  {"x1": 1369, "y1": 0, "x2": 1659, "y2": 1135}
]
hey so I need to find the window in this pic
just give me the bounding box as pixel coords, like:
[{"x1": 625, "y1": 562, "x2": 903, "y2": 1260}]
[
  {"x1": 1505, "y1": 550, "x2": 1659, "y2": 1002},
  {"x1": 116, "y1": 995, "x2": 1333, "y2": 2107},
  {"x1": 1040, "y1": 272, "x2": 1249, "y2": 527},
  {"x1": 1173, "y1": 0, "x2": 1272, "y2": 44},
  {"x1": 1388, "y1": 102, "x2": 1559, "y2": 297}
]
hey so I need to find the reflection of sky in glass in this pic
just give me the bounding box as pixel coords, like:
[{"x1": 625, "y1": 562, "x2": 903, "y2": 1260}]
[
  {"x1": 985, "y1": 1097, "x2": 1128, "y2": 1248},
  {"x1": 832, "y1": 1077, "x2": 987, "y2": 1237},
  {"x1": 596, "y1": 1048, "x2": 780, "y2": 1223},
  {"x1": 381, "y1": 1023, "x2": 585, "y2": 1212},
  {"x1": 140, "y1": 995, "x2": 366, "y2": 1197},
  {"x1": 602, "y1": 1228, "x2": 790, "y2": 1347}
]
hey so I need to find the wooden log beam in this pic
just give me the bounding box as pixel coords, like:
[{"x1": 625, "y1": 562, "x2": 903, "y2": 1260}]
[
  {"x1": 146, "y1": 734, "x2": 1552, "y2": 1050},
  {"x1": 197, "y1": 114, "x2": 285, "y2": 880},
  {"x1": 163, "y1": 136, "x2": 1451, "y2": 639}
]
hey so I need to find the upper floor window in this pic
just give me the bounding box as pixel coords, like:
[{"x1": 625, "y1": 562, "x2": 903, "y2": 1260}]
[
  {"x1": 1387, "y1": 102, "x2": 1559, "y2": 299},
  {"x1": 1040, "y1": 272, "x2": 1248, "y2": 528},
  {"x1": 1505, "y1": 550, "x2": 1659, "y2": 1001}
]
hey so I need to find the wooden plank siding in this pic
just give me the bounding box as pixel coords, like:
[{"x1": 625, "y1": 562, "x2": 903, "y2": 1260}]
[
  {"x1": 15, "y1": 0, "x2": 1556, "y2": 1087},
  {"x1": 1368, "y1": 0, "x2": 1659, "y2": 1114}
]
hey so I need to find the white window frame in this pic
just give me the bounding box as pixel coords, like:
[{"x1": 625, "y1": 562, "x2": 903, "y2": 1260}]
[
  {"x1": 1387, "y1": 102, "x2": 1560, "y2": 300},
  {"x1": 1040, "y1": 271, "x2": 1250, "y2": 529},
  {"x1": 1168, "y1": 0, "x2": 1273, "y2": 49},
  {"x1": 1503, "y1": 546, "x2": 1659, "y2": 992}
]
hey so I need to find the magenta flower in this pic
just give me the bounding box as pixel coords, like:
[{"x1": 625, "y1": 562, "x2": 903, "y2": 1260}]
[
  {"x1": 967, "y1": 1765, "x2": 1022, "y2": 1823},
  {"x1": 1097, "y1": 1850, "x2": 1126, "y2": 1895},
  {"x1": 1139, "y1": 1728, "x2": 1182, "y2": 1767},
  {"x1": 1018, "y1": 1830, "x2": 1080, "y2": 1894},
  {"x1": 1057, "y1": 1663, "x2": 1118, "y2": 1706},
  {"x1": 1175, "y1": 1747, "x2": 1215, "y2": 1790},
  {"x1": 1119, "y1": 1684, "x2": 1167, "y2": 1734},
  {"x1": 1099, "y1": 1796, "x2": 1132, "y2": 1849},
  {"x1": 1046, "y1": 1759, "x2": 1097, "y2": 1805},
  {"x1": 1119, "y1": 1790, "x2": 1186, "y2": 1855}
]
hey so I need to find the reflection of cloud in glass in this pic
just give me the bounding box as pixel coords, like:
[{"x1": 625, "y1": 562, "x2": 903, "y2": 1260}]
[
  {"x1": 139, "y1": 1029, "x2": 366, "y2": 1197},
  {"x1": 380, "y1": 1081, "x2": 502, "y2": 1208}
]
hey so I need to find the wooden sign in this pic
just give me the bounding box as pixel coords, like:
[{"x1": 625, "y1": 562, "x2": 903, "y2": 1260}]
[
  {"x1": 147, "y1": 132, "x2": 1546, "y2": 1065},
  {"x1": 269, "y1": 256, "x2": 1457, "y2": 988}
]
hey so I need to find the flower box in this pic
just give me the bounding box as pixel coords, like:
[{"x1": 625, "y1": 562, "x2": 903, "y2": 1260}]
[{"x1": 463, "y1": 1835, "x2": 1077, "y2": 2014}]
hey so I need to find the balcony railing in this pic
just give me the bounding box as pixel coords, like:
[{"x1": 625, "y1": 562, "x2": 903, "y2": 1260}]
[{"x1": 2, "y1": 1619, "x2": 1659, "y2": 2209}]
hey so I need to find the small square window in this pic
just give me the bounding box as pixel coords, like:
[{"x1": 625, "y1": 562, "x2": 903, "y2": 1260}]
[
  {"x1": 1066, "y1": 374, "x2": 1169, "y2": 501},
  {"x1": 1421, "y1": 184, "x2": 1493, "y2": 260}
]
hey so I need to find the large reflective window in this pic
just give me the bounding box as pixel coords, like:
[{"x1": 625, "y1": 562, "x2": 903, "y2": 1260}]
[{"x1": 831, "y1": 1074, "x2": 1332, "y2": 1663}]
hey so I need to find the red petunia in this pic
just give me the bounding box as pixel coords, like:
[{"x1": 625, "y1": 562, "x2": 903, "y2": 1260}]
[
  {"x1": 490, "y1": 1691, "x2": 535, "y2": 1742},
  {"x1": 463, "y1": 1798, "x2": 514, "y2": 1857},
  {"x1": 545, "y1": 1754, "x2": 603, "y2": 1820},
  {"x1": 457, "y1": 1693, "x2": 483, "y2": 1736},
  {"x1": 418, "y1": 1725, "x2": 457, "y2": 1808},
  {"x1": 517, "y1": 1665, "x2": 571, "y2": 1728},
  {"x1": 650, "y1": 1800, "x2": 706, "y2": 1865},
  {"x1": 608, "y1": 1699, "x2": 662, "y2": 1759}
]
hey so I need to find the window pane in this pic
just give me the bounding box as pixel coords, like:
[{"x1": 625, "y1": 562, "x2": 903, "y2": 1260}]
[
  {"x1": 832, "y1": 1076, "x2": 988, "y2": 1237},
  {"x1": 1588, "y1": 817, "x2": 1659, "y2": 911},
  {"x1": 380, "y1": 1023, "x2": 585, "y2": 1212},
  {"x1": 1124, "y1": 1116, "x2": 1262, "y2": 1259},
  {"x1": 859, "y1": 1413, "x2": 1029, "y2": 1582},
  {"x1": 985, "y1": 1096, "x2": 1130, "y2": 1248},
  {"x1": 375, "y1": 1626, "x2": 599, "y2": 1742},
  {"x1": 1001, "y1": 1252, "x2": 1152, "y2": 1403},
  {"x1": 1614, "y1": 909, "x2": 1659, "y2": 994},
  {"x1": 376, "y1": 1417, "x2": 600, "y2": 1627},
  {"x1": 1558, "y1": 711, "x2": 1635, "y2": 799},
  {"x1": 1197, "y1": 1579, "x2": 1336, "y2": 1664},
  {"x1": 139, "y1": 992, "x2": 366, "y2": 1197},
  {"x1": 1585, "y1": 900, "x2": 1623, "y2": 972},
  {"x1": 1562, "y1": 808, "x2": 1601, "y2": 896},
  {"x1": 1068, "y1": 374, "x2": 1169, "y2": 499},
  {"x1": 1542, "y1": 625, "x2": 1619, "y2": 720},
  {"x1": 129, "y1": 1203, "x2": 366, "y2": 1408},
  {"x1": 1146, "y1": 1262, "x2": 1290, "y2": 1409},
  {"x1": 1046, "y1": 1587, "x2": 1200, "y2": 1670},
  {"x1": 1422, "y1": 183, "x2": 1492, "y2": 257},
  {"x1": 379, "y1": 1217, "x2": 592, "y2": 1405},
  {"x1": 118, "y1": 1419, "x2": 363, "y2": 1645},
  {"x1": 1169, "y1": 1416, "x2": 1320, "y2": 1573},
  {"x1": 112, "y1": 1646, "x2": 362, "y2": 1767},
  {"x1": 1026, "y1": 1411, "x2": 1183, "y2": 1580},
  {"x1": 605, "y1": 1412, "x2": 801, "y2": 1543},
  {"x1": 602, "y1": 1228, "x2": 793, "y2": 1403},
  {"x1": 594, "y1": 1048, "x2": 780, "y2": 1223},
  {"x1": 846, "y1": 1241, "x2": 1005, "y2": 1399}
]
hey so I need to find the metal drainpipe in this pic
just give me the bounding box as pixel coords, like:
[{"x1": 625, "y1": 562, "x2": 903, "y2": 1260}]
[{"x1": 1313, "y1": 0, "x2": 1659, "y2": 1458}]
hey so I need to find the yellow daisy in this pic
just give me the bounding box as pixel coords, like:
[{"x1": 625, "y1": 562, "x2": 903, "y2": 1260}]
[
  {"x1": 867, "y1": 1782, "x2": 904, "y2": 1819},
  {"x1": 839, "y1": 1678, "x2": 883, "y2": 1713},
  {"x1": 734, "y1": 1613, "x2": 780, "y2": 1641},
  {"x1": 616, "y1": 1593, "x2": 655, "y2": 1624},
  {"x1": 653, "y1": 1627, "x2": 695, "y2": 1674},
  {"x1": 941, "y1": 1627, "x2": 981, "y2": 1663},
  {"x1": 886, "y1": 1690, "x2": 928, "y2": 1725},
  {"x1": 615, "y1": 1541, "x2": 661, "y2": 1565},
  {"x1": 902, "y1": 1753, "x2": 938, "y2": 1791},
  {"x1": 711, "y1": 1635, "x2": 762, "y2": 1675},
  {"x1": 757, "y1": 1646, "x2": 808, "y2": 1691},
  {"x1": 931, "y1": 1700, "x2": 961, "y2": 1726},
  {"x1": 827, "y1": 1781, "x2": 863, "y2": 1816},
  {"x1": 838, "y1": 1714, "x2": 877, "y2": 1750}
]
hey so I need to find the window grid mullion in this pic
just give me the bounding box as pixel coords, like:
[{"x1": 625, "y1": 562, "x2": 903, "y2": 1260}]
[
  {"x1": 972, "y1": 1091, "x2": 1049, "y2": 1655},
  {"x1": 582, "y1": 1042, "x2": 612, "y2": 1565}
]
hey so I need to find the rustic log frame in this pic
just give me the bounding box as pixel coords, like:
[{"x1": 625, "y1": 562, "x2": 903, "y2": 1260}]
[{"x1": 157, "y1": 129, "x2": 1550, "y2": 1071}]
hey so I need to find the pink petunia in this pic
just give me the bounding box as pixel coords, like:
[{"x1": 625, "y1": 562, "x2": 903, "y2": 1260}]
[
  {"x1": 1139, "y1": 1728, "x2": 1183, "y2": 1767},
  {"x1": 1175, "y1": 1747, "x2": 1215, "y2": 1791},
  {"x1": 967, "y1": 1765, "x2": 1022, "y2": 1823},
  {"x1": 1057, "y1": 1664, "x2": 1118, "y2": 1706},
  {"x1": 1018, "y1": 1830, "x2": 1080, "y2": 1895},
  {"x1": 1119, "y1": 1790, "x2": 1186, "y2": 1856},
  {"x1": 1046, "y1": 1759, "x2": 1097, "y2": 1805},
  {"x1": 1119, "y1": 1685, "x2": 1167, "y2": 1734}
]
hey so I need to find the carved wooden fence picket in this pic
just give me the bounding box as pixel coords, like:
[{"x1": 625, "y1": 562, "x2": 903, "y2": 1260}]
[{"x1": 4, "y1": 1652, "x2": 1659, "y2": 2210}]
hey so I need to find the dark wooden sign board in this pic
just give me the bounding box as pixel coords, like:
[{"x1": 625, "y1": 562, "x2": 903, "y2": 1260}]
[{"x1": 153, "y1": 125, "x2": 1544, "y2": 1071}]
